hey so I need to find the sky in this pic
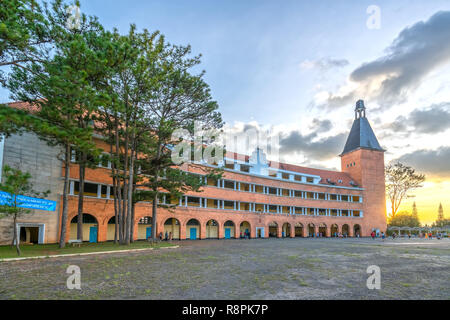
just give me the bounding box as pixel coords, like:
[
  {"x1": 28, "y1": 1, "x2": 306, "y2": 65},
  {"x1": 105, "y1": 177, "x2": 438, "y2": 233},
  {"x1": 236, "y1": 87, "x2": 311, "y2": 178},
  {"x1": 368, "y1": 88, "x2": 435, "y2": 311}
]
[{"x1": 2, "y1": 0, "x2": 449, "y2": 224}]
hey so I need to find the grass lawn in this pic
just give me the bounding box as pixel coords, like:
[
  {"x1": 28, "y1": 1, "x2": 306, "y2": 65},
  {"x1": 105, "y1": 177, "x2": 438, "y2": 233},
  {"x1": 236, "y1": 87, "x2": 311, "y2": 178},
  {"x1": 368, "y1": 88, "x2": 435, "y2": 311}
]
[{"x1": 0, "y1": 240, "x2": 175, "y2": 259}]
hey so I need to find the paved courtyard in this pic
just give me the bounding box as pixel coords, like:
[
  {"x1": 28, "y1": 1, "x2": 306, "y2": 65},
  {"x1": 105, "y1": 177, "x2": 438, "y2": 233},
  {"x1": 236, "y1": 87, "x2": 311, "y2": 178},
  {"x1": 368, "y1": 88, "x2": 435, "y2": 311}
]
[{"x1": 0, "y1": 238, "x2": 449, "y2": 300}]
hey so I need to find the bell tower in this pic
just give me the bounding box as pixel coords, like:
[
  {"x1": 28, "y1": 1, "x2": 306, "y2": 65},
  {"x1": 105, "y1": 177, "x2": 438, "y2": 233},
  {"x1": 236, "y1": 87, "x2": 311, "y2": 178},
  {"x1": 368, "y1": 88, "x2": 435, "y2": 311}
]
[{"x1": 340, "y1": 100, "x2": 387, "y2": 233}]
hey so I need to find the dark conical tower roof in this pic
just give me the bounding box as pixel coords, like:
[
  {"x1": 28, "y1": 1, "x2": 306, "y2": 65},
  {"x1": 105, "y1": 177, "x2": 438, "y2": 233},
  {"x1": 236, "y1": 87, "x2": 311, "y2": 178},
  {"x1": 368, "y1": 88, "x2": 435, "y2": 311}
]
[{"x1": 341, "y1": 100, "x2": 384, "y2": 156}]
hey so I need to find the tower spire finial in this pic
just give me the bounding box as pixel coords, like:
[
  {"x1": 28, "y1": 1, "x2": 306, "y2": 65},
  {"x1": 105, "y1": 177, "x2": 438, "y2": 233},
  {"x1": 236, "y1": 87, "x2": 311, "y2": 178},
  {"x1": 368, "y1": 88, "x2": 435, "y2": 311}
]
[{"x1": 355, "y1": 99, "x2": 366, "y2": 119}]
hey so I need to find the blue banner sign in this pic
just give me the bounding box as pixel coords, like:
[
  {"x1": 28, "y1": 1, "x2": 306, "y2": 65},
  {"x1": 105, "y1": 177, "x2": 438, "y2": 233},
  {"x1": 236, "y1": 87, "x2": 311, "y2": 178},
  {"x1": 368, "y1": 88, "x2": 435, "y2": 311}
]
[{"x1": 0, "y1": 191, "x2": 57, "y2": 211}]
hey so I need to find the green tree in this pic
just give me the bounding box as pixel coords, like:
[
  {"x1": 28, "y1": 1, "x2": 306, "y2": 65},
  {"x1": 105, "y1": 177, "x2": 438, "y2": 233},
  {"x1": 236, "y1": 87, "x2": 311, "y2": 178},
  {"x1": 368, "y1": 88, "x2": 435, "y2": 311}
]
[
  {"x1": 388, "y1": 211, "x2": 421, "y2": 228},
  {"x1": 385, "y1": 162, "x2": 425, "y2": 218},
  {"x1": 137, "y1": 40, "x2": 223, "y2": 241},
  {"x1": 0, "y1": 165, "x2": 49, "y2": 256},
  {"x1": 6, "y1": 3, "x2": 105, "y2": 248}
]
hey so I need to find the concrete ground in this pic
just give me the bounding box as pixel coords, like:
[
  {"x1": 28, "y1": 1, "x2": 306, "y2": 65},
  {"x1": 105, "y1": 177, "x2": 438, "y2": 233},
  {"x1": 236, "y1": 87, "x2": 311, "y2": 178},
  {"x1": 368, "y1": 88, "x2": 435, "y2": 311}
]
[{"x1": 0, "y1": 238, "x2": 449, "y2": 300}]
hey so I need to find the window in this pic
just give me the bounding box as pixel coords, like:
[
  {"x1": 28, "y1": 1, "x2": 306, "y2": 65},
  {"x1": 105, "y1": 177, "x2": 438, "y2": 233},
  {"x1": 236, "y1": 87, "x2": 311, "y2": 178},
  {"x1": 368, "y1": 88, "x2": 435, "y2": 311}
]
[
  {"x1": 99, "y1": 154, "x2": 111, "y2": 168},
  {"x1": 74, "y1": 182, "x2": 98, "y2": 197},
  {"x1": 341, "y1": 195, "x2": 349, "y2": 202},
  {"x1": 255, "y1": 185, "x2": 264, "y2": 193},
  {"x1": 318, "y1": 208, "x2": 327, "y2": 216},
  {"x1": 223, "y1": 201, "x2": 235, "y2": 210},
  {"x1": 268, "y1": 187, "x2": 277, "y2": 195},
  {"x1": 282, "y1": 173, "x2": 290, "y2": 180},
  {"x1": 225, "y1": 162, "x2": 234, "y2": 170},
  {"x1": 268, "y1": 170, "x2": 277, "y2": 178},
  {"x1": 281, "y1": 189, "x2": 290, "y2": 197},
  {"x1": 254, "y1": 204, "x2": 264, "y2": 212},
  {"x1": 306, "y1": 177, "x2": 314, "y2": 183},
  {"x1": 329, "y1": 194, "x2": 338, "y2": 201},
  {"x1": 317, "y1": 193, "x2": 326, "y2": 200},
  {"x1": 100, "y1": 185, "x2": 108, "y2": 198},
  {"x1": 306, "y1": 192, "x2": 314, "y2": 199},
  {"x1": 240, "y1": 202, "x2": 251, "y2": 211},
  {"x1": 342, "y1": 210, "x2": 349, "y2": 217},
  {"x1": 240, "y1": 183, "x2": 250, "y2": 192},
  {"x1": 187, "y1": 197, "x2": 201, "y2": 207},
  {"x1": 295, "y1": 207, "x2": 303, "y2": 214},
  {"x1": 294, "y1": 175, "x2": 302, "y2": 182},
  {"x1": 206, "y1": 199, "x2": 218, "y2": 209},
  {"x1": 352, "y1": 195, "x2": 361, "y2": 202},
  {"x1": 294, "y1": 190, "x2": 302, "y2": 198},
  {"x1": 307, "y1": 208, "x2": 315, "y2": 215},
  {"x1": 206, "y1": 177, "x2": 217, "y2": 186},
  {"x1": 223, "y1": 180, "x2": 235, "y2": 190},
  {"x1": 268, "y1": 205, "x2": 278, "y2": 213},
  {"x1": 330, "y1": 209, "x2": 338, "y2": 216},
  {"x1": 281, "y1": 206, "x2": 290, "y2": 214},
  {"x1": 353, "y1": 210, "x2": 361, "y2": 217},
  {"x1": 240, "y1": 164, "x2": 250, "y2": 173}
]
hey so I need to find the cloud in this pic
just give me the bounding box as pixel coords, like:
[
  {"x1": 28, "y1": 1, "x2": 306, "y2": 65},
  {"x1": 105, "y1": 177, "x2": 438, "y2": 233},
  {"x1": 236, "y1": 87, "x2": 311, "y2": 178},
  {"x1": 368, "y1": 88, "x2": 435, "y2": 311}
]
[
  {"x1": 279, "y1": 131, "x2": 347, "y2": 161},
  {"x1": 381, "y1": 102, "x2": 450, "y2": 137},
  {"x1": 300, "y1": 57, "x2": 349, "y2": 71},
  {"x1": 395, "y1": 146, "x2": 450, "y2": 177},
  {"x1": 316, "y1": 11, "x2": 450, "y2": 109}
]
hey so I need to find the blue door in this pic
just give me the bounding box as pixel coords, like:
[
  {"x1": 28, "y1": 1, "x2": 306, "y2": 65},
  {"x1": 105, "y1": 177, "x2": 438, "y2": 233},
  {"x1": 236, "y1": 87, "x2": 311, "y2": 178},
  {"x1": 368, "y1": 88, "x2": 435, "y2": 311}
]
[
  {"x1": 146, "y1": 227, "x2": 152, "y2": 239},
  {"x1": 89, "y1": 226, "x2": 98, "y2": 243},
  {"x1": 190, "y1": 228, "x2": 197, "y2": 240},
  {"x1": 225, "y1": 228, "x2": 231, "y2": 239}
]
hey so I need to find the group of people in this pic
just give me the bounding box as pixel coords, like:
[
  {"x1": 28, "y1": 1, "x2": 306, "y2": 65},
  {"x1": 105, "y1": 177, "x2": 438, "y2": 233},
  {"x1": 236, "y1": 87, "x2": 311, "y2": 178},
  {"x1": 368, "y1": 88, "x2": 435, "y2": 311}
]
[
  {"x1": 331, "y1": 232, "x2": 348, "y2": 238},
  {"x1": 240, "y1": 231, "x2": 250, "y2": 239},
  {"x1": 156, "y1": 231, "x2": 173, "y2": 241},
  {"x1": 371, "y1": 231, "x2": 386, "y2": 240}
]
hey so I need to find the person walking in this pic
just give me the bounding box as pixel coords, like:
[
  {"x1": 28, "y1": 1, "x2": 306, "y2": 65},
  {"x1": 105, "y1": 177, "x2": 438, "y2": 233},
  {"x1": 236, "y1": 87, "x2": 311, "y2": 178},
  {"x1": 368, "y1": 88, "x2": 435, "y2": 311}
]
[{"x1": 381, "y1": 232, "x2": 386, "y2": 241}]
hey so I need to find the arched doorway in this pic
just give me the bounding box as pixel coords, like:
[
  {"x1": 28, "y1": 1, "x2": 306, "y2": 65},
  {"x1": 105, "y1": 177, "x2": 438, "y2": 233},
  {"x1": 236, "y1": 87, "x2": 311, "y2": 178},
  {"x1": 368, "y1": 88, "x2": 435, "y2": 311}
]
[
  {"x1": 224, "y1": 220, "x2": 235, "y2": 239},
  {"x1": 206, "y1": 220, "x2": 219, "y2": 239},
  {"x1": 268, "y1": 222, "x2": 278, "y2": 237},
  {"x1": 186, "y1": 219, "x2": 200, "y2": 240},
  {"x1": 354, "y1": 224, "x2": 361, "y2": 237},
  {"x1": 308, "y1": 223, "x2": 315, "y2": 237},
  {"x1": 342, "y1": 224, "x2": 350, "y2": 237},
  {"x1": 70, "y1": 214, "x2": 98, "y2": 242},
  {"x1": 331, "y1": 224, "x2": 339, "y2": 237},
  {"x1": 319, "y1": 223, "x2": 327, "y2": 237},
  {"x1": 282, "y1": 223, "x2": 291, "y2": 237},
  {"x1": 295, "y1": 223, "x2": 304, "y2": 237},
  {"x1": 240, "y1": 221, "x2": 251, "y2": 238},
  {"x1": 138, "y1": 216, "x2": 152, "y2": 240},
  {"x1": 107, "y1": 216, "x2": 117, "y2": 241},
  {"x1": 164, "y1": 218, "x2": 180, "y2": 240}
]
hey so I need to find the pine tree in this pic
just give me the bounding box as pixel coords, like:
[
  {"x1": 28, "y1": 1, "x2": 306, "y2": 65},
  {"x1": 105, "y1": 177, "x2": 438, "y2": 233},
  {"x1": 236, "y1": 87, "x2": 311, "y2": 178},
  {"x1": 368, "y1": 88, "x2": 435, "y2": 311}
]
[{"x1": 437, "y1": 203, "x2": 444, "y2": 222}]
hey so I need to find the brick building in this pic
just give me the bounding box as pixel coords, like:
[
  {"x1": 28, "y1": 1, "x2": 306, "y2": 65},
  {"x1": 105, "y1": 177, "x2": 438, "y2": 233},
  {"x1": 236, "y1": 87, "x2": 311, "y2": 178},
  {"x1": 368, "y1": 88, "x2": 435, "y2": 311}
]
[{"x1": 0, "y1": 100, "x2": 387, "y2": 244}]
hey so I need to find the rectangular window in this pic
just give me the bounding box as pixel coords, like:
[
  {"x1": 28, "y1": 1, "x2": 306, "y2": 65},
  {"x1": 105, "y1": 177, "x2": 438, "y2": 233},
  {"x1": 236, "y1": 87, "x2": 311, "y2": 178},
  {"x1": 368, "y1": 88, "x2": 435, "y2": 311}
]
[
  {"x1": 318, "y1": 208, "x2": 327, "y2": 216},
  {"x1": 225, "y1": 162, "x2": 234, "y2": 170},
  {"x1": 167, "y1": 194, "x2": 179, "y2": 205},
  {"x1": 255, "y1": 185, "x2": 264, "y2": 193},
  {"x1": 306, "y1": 177, "x2": 314, "y2": 183},
  {"x1": 206, "y1": 199, "x2": 218, "y2": 209},
  {"x1": 254, "y1": 204, "x2": 264, "y2": 212},
  {"x1": 281, "y1": 189, "x2": 290, "y2": 197},
  {"x1": 330, "y1": 209, "x2": 338, "y2": 216},
  {"x1": 268, "y1": 205, "x2": 278, "y2": 213},
  {"x1": 352, "y1": 196, "x2": 361, "y2": 202},
  {"x1": 353, "y1": 210, "x2": 361, "y2": 217},
  {"x1": 317, "y1": 193, "x2": 326, "y2": 200},
  {"x1": 206, "y1": 177, "x2": 217, "y2": 186},
  {"x1": 342, "y1": 210, "x2": 349, "y2": 217},
  {"x1": 74, "y1": 182, "x2": 99, "y2": 197},
  {"x1": 223, "y1": 180, "x2": 235, "y2": 190},
  {"x1": 306, "y1": 192, "x2": 314, "y2": 199},
  {"x1": 295, "y1": 207, "x2": 303, "y2": 214},
  {"x1": 341, "y1": 195, "x2": 349, "y2": 202},
  {"x1": 187, "y1": 197, "x2": 201, "y2": 207},
  {"x1": 268, "y1": 170, "x2": 277, "y2": 178},
  {"x1": 307, "y1": 208, "x2": 315, "y2": 215},
  {"x1": 294, "y1": 175, "x2": 302, "y2": 182},
  {"x1": 240, "y1": 164, "x2": 250, "y2": 173},
  {"x1": 281, "y1": 206, "x2": 290, "y2": 214},
  {"x1": 99, "y1": 154, "x2": 110, "y2": 168},
  {"x1": 329, "y1": 194, "x2": 338, "y2": 201},
  {"x1": 268, "y1": 187, "x2": 277, "y2": 195},
  {"x1": 224, "y1": 201, "x2": 235, "y2": 210},
  {"x1": 240, "y1": 183, "x2": 250, "y2": 192},
  {"x1": 282, "y1": 173, "x2": 290, "y2": 180},
  {"x1": 100, "y1": 185, "x2": 108, "y2": 198},
  {"x1": 294, "y1": 190, "x2": 302, "y2": 198},
  {"x1": 240, "y1": 202, "x2": 251, "y2": 211}
]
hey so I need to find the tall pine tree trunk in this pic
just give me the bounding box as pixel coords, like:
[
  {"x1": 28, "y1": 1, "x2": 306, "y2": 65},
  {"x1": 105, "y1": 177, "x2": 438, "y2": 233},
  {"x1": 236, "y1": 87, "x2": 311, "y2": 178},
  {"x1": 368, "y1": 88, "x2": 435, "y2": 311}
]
[
  {"x1": 77, "y1": 153, "x2": 86, "y2": 241},
  {"x1": 59, "y1": 144, "x2": 71, "y2": 249}
]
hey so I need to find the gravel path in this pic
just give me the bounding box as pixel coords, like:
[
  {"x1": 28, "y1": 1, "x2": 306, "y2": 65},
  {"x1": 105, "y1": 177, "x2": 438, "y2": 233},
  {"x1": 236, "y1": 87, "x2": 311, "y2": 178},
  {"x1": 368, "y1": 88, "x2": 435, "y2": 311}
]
[{"x1": 0, "y1": 238, "x2": 449, "y2": 300}]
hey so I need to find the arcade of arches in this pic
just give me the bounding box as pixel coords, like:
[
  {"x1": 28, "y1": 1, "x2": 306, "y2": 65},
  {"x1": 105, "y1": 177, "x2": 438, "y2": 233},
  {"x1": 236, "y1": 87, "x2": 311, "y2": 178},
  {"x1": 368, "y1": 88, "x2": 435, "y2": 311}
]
[{"x1": 67, "y1": 211, "x2": 364, "y2": 242}]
